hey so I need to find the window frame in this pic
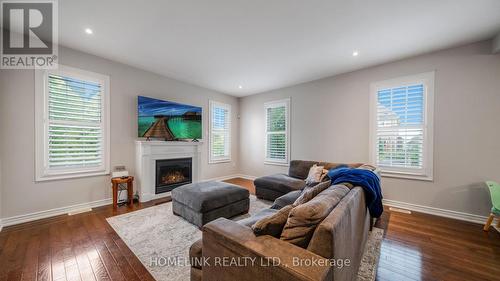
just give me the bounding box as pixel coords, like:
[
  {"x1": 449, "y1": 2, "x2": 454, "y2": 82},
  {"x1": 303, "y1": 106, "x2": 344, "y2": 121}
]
[
  {"x1": 208, "y1": 100, "x2": 231, "y2": 164},
  {"x1": 35, "y1": 65, "x2": 110, "y2": 181},
  {"x1": 264, "y1": 98, "x2": 291, "y2": 166},
  {"x1": 369, "y1": 71, "x2": 434, "y2": 181}
]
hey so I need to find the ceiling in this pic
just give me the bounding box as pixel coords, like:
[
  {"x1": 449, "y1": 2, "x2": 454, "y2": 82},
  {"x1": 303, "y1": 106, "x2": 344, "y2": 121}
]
[{"x1": 58, "y1": 0, "x2": 500, "y2": 97}]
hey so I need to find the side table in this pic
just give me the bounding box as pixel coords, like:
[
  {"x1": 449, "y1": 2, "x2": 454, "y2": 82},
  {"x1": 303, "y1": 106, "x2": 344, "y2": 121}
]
[{"x1": 111, "y1": 176, "x2": 134, "y2": 209}]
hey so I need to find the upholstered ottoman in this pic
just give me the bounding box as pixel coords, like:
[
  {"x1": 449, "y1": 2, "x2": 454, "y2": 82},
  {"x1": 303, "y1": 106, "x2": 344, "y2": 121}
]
[{"x1": 171, "y1": 181, "x2": 250, "y2": 228}]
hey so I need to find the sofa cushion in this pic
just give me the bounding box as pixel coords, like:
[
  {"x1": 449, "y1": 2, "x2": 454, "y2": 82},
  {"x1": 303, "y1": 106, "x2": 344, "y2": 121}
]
[
  {"x1": 280, "y1": 185, "x2": 350, "y2": 248},
  {"x1": 307, "y1": 186, "x2": 368, "y2": 260},
  {"x1": 319, "y1": 161, "x2": 364, "y2": 170},
  {"x1": 289, "y1": 160, "x2": 364, "y2": 180},
  {"x1": 237, "y1": 208, "x2": 278, "y2": 227},
  {"x1": 293, "y1": 180, "x2": 332, "y2": 206},
  {"x1": 254, "y1": 174, "x2": 306, "y2": 193},
  {"x1": 271, "y1": 190, "x2": 302, "y2": 209},
  {"x1": 252, "y1": 205, "x2": 293, "y2": 238},
  {"x1": 288, "y1": 160, "x2": 318, "y2": 179},
  {"x1": 171, "y1": 181, "x2": 249, "y2": 212}
]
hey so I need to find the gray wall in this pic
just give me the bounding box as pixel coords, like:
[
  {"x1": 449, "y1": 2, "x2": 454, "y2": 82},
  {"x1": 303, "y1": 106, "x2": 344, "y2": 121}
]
[
  {"x1": 239, "y1": 40, "x2": 500, "y2": 217},
  {"x1": 0, "y1": 46, "x2": 240, "y2": 218}
]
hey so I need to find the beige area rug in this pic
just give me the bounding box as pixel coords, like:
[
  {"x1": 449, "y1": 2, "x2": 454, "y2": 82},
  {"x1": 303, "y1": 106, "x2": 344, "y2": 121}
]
[{"x1": 107, "y1": 196, "x2": 383, "y2": 281}]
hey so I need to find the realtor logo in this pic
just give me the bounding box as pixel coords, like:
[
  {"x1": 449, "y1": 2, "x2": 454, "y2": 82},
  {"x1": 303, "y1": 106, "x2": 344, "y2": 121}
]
[{"x1": 1, "y1": 0, "x2": 58, "y2": 69}]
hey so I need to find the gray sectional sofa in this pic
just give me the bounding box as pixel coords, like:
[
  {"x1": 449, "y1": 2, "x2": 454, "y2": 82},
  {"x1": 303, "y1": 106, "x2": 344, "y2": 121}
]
[{"x1": 189, "y1": 160, "x2": 374, "y2": 281}]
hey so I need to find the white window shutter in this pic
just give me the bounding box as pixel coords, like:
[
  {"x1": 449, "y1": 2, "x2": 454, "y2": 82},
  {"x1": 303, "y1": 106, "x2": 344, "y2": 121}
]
[
  {"x1": 370, "y1": 72, "x2": 434, "y2": 180},
  {"x1": 376, "y1": 85, "x2": 424, "y2": 169},
  {"x1": 35, "y1": 65, "x2": 110, "y2": 181},
  {"x1": 265, "y1": 99, "x2": 290, "y2": 165},
  {"x1": 209, "y1": 101, "x2": 231, "y2": 163},
  {"x1": 48, "y1": 74, "x2": 104, "y2": 168}
]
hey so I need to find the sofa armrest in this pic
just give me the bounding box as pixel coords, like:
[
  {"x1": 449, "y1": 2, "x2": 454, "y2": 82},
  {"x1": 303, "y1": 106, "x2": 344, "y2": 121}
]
[{"x1": 202, "y1": 218, "x2": 332, "y2": 281}]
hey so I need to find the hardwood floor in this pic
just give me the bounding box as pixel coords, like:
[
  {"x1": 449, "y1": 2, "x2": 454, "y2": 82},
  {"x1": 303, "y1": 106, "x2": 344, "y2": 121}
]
[
  {"x1": 0, "y1": 197, "x2": 171, "y2": 281},
  {"x1": 0, "y1": 178, "x2": 499, "y2": 281},
  {"x1": 227, "y1": 178, "x2": 500, "y2": 281}
]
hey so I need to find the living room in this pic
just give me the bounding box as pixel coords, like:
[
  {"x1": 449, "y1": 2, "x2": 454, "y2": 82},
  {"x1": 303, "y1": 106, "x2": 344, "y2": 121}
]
[{"x1": 0, "y1": 1, "x2": 499, "y2": 280}]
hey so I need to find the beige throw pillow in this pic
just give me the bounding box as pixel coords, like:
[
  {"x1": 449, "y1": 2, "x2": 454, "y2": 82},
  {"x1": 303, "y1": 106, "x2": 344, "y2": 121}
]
[
  {"x1": 305, "y1": 164, "x2": 324, "y2": 185},
  {"x1": 293, "y1": 180, "x2": 331, "y2": 206},
  {"x1": 319, "y1": 168, "x2": 329, "y2": 182},
  {"x1": 252, "y1": 205, "x2": 293, "y2": 238}
]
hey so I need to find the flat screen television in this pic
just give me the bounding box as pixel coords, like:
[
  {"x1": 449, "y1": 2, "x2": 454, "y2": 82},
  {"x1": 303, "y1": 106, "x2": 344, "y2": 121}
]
[{"x1": 138, "y1": 96, "x2": 202, "y2": 140}]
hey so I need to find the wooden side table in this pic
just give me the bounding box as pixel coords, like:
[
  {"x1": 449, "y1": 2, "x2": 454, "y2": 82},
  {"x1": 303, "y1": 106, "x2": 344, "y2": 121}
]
[{"x1": 111, "y1": 176, "x2": 134, "y2": 209}]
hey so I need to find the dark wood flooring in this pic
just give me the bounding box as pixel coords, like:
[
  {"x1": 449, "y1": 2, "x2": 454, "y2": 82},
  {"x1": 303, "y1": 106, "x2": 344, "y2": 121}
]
[
  {"x1": 0, "y1": 197, "x2": 171, "y2": 281},
  {"x1": 227, "y1": 178, "x2": 500, "y2": 281},
  {"x1": 0, "y1": 178, "x2": 499, "y2": 281}
]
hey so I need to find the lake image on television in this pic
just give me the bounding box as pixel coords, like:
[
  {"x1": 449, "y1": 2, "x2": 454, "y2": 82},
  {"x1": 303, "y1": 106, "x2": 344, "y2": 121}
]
[{"x1": 138, "y1": 96, "x2": 202, "y2": 140}]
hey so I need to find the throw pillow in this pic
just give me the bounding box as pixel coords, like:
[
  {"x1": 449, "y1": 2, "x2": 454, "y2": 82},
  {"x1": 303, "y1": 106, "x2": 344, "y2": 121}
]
[
  {"x1": 305, "y1": 164, "x2": 324, "y2": 185},
  {"x1": 319, "y1": 168, "x2": 329, "y2": 182},
  {"x1": 252, "y1": 205, "x2": 294, "y2": 238},
  {"x1": 293, "y1": 180, "x2": 331, "y2": 206},
  {"x1": 280, "y1": 185, "x2": 350, "y2": 248},
  {"x1": 357, "y1": 164, "x2": 377, "y2": 171}
]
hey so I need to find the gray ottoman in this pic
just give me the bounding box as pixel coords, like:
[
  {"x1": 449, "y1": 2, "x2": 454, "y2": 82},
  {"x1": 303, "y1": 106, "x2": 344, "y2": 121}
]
[{"x1": 171, "y1": 181, "x2": 250, "y2": 228}]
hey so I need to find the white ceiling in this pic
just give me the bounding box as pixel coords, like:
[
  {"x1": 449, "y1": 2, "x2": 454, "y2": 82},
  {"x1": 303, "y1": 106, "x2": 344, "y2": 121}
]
[{"x1": 58, "y1": 0, "x2": 500, "y2": 97}]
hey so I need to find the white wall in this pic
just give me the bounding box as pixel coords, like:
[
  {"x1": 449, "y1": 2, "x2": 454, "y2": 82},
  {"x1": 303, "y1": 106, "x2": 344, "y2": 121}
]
[
  {"x1": 239, "y1": 40, "x2": 500, "y2": 217},
  {"x1": 0, "y1": 46, "x2": 239, "y2": 219}
]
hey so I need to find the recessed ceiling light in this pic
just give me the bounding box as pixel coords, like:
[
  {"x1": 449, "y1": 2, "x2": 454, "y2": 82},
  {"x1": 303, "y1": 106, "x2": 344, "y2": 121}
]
[
  {"x1": 85, "y1": 28, "x2": 93, "y2": 35},
  {"x1": 238, "y1": 85, "x2": 243, "y2": 89},
  {"x1": 352, "y1": 50, "x2": 359, "y2": 57}
]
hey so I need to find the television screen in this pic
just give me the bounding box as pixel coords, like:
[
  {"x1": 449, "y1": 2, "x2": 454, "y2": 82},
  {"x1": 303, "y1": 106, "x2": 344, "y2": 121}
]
[{"x1": 138, "y1": 96, "x2": 202, "y2": 140}]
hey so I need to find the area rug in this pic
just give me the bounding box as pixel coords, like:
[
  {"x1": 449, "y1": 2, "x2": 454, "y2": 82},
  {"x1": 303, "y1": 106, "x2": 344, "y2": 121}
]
[{"x1": 107, "y1": 196, "x2": 383, "y2": 281}]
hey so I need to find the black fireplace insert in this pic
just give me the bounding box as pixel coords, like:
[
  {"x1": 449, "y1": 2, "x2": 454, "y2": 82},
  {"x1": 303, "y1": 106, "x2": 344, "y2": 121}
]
[{"x1": 155, "y1": 157, "x2": 192, "y2": 194}]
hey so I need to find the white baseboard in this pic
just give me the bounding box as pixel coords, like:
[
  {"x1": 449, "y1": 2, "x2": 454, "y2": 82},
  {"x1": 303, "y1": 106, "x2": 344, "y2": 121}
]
[
  {"x1": 383, "y1": 199, "x2": 489, "y2": 225},
  {"x1": 202, "y1": 174, "x2": 240, "y2": 182},
  {"x1": 140, "y1": 192, "x2": 171, "y2": 203},
  {"x1": 234, "y1": 174, "x2": 257, "y2": 180},
  {"x1": 203, "y1": 174, "x2": 257, "y2": 182},
  {"x1": 0, "y1": 198, "x2": 112, "y2": 229}
]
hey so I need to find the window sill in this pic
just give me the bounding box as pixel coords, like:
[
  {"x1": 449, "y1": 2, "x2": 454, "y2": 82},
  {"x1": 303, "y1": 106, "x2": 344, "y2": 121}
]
[
  {"x1": 36, "y1": 170, "x2": 110, "y2": 182},
  {"x1": 209, "y1": 159, "x2": 231, "y2": 164},
  {"x1": 380, "y1": 171, "x2": 433, "y2": 182},
  {"x1": 264, "y1": 161, "x2": 289, "y2": 167}
]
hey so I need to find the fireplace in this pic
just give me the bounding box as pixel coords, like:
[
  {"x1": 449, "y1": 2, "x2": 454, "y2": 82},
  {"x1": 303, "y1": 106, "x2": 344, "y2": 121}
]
[{"x1": 155, "y1": 157, "x2": 192, "y2": 194}]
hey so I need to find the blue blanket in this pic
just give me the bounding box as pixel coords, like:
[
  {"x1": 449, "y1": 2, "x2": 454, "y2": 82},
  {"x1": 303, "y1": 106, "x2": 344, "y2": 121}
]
[{"x1": 327, "y1": 167, "x2": 383, "y2": 218}]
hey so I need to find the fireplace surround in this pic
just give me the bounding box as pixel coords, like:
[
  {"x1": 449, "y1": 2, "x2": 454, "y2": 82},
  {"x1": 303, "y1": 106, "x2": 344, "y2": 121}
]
[{"x1": 135, "y1": 141, "x2": 201, "y2": 202}]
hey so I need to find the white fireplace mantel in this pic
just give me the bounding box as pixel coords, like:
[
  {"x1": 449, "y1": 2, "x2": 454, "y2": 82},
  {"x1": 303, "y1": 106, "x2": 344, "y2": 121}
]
[{"x1": 135, "y1": 140, "x2": 202, "y2": 202}]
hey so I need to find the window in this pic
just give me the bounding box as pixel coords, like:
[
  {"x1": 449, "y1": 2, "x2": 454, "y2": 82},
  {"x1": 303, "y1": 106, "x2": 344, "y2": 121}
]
[
  {"x1": 370, "y1": 71, "x2": 434, "y2": 180},
  {"x1": 209, "y1": 101, "x2": 231, "y2": 163},
  {"x1": 35, "y1": 65, "x2": 110, "y2": 181},
  {"x1": 265, "y1": 98, "x2": 290, "y2": 165}
]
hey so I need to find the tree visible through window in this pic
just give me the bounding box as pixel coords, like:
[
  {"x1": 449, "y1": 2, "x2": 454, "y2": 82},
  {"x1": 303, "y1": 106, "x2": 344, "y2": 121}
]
[
  {"x1": 265, "y1": 99, "x2": 290, "y2": 164},
  {"x1": 209, "y1": 101, "x2": 231, "y2": 163},
  {"x1": 370, "y1": 72, "x2": 434, "y2": 180},
  {"x1": 35, "y1": 65, "x2": 110, "y2": 181},
  {"x1": 376, "y1": 85, "x2": 424, "y2": 168}
]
